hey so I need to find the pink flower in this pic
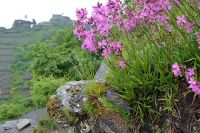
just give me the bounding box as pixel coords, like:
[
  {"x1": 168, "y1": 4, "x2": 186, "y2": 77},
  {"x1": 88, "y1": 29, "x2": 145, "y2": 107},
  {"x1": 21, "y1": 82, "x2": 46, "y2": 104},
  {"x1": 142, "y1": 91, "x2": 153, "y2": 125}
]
[
  {"x1": 82, "y1": 31, "x2": 97, "y2": 52},
  {"x1": 123, "y1": 18, "x2": 137, "y2": 32},
  {"x1": 160, "y1": 0, "x2": 172, "y2": 10},
  {"x1": 176, "y1": 15, "x2": 187, "y2": 27},
  {"x1": 172, "y1": 63, "x2": 182, "y2": 77},
  {"x1": 137, "y1": 0, "x2": 171, "y2": 24},
  {"x1": 188, "y1": 78, "x2": 200, "y2": 95},
  {"x1": 165, "y1": 23, "x2": 172, "y2": 32},
  {"x1": 185, "y1": 22, "x2": 194, "y2": 33},
  {"x1": 98, "y1": 40, "x2": 107, "y2": 49},
  {"x1": 108, "y1": 41, "x2": 122, "y2": 56},
  {"x1": 102, "y1": 48, "x2": 112, "y2": 58},
  {"x1": 119, "y1": 60, "x2": 126, "y2": 68},
  {"x1": 97, "y1": 22, "x2": 111, "y2": 36},
  {"x1": 185, "y1": 68, "x2": 195, "y2": 81},
  {"x1": 74, "y1": 26, "x2": 85, "y2": 39},
  {"x1": 76, "y1": 8, "x2": 88, "y2": 22}
]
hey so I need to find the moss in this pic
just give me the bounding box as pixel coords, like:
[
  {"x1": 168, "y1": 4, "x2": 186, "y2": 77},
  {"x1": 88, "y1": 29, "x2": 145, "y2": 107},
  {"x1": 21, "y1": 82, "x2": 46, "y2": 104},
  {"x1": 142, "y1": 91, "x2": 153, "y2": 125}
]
[{"x1": 47, "y1": 96, "x2": 62, "y2": 119}]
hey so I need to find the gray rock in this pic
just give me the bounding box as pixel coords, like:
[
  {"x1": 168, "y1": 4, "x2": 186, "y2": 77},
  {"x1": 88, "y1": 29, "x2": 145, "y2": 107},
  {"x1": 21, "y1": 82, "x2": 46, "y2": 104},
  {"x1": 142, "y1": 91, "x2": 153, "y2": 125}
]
[
  {"x1": 16, "y1": 119, "x2": 31, "y2": 130},
  {"x1": 94, "y1": 62, "x2": 108, "y2": 81},
  {"x1": 106, "y1": 89, "x2": 131, "y2": 112},
  {"x1": 3, "y1": 120, "x2": 17, "y2": 130},
  {"x1": 0, "y1": 125, "x2": 5, "y2": 133},
  {"x1": 56, "y1": 81, "x2": 88, "y2": 114}
]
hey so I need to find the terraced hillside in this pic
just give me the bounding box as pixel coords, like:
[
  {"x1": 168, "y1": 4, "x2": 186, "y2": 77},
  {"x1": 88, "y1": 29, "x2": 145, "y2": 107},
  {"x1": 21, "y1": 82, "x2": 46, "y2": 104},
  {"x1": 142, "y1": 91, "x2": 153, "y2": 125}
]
[
  {"x1": 0, "y1": 32, "x2": 30, "y2": 101},
  {"x1": 0, "y1": 28, "x2": 61, "y2": 103},
  {"x1": 0, "y1": 30, "x2": 47, "y2": 102}
]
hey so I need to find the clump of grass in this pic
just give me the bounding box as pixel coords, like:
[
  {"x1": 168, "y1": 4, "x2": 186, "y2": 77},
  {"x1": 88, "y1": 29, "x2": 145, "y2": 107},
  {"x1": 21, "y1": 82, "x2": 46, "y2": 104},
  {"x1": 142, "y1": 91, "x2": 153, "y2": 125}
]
[
  {"x1": 99, "y1": 97, "x2": 131, "y2": 118},
  {"x1": 83, "y1": 101, "x2": 100, "y2": 117},
  {"x1": 83, "y1": 81, "x2": 109, "y2": 117},
  {"x1": 84, "y1": 81, "x2": 108, "y2": 100},
  {"x1": 68, "y1": 51, "x2": 102, "y2": 80},
  {"x1": 62, "y1": 108, "x2": 79, "y2": 125}
]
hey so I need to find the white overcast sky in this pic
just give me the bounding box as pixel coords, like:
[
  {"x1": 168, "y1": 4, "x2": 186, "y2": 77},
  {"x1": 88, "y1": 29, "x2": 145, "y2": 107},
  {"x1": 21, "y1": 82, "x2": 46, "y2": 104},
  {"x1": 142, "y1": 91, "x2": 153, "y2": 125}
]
[{"x1": 0, "y1": 0, "x2": 107, "y2": 28}]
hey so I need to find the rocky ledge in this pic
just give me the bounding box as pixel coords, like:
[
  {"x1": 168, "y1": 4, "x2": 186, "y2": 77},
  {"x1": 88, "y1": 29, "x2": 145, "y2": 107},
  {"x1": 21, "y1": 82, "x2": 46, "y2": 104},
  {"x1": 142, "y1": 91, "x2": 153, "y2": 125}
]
[{"x1": 47, "y1": 80, "x2": 133, "y2": 133}]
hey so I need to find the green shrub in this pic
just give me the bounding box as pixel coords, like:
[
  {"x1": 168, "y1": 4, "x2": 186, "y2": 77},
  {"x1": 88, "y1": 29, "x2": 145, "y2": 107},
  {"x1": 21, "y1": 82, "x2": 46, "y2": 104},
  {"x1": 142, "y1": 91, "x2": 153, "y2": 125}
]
[
  {"x1": 30, "y1": 75, "x2": 66, "y2": 107},
  {"x1": 27, "y1": 29, "x2": 101, "y2": 80}
]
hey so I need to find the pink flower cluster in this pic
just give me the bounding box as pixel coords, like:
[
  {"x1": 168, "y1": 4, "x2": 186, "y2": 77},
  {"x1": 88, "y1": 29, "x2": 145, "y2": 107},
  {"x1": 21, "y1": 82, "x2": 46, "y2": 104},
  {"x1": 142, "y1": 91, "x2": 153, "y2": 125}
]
[
  {"x1": 172, "y1": 63, "x2": 200, "y2": 95},
  {"x1": 74, "y1": 0, "x2": 123, "y2": 57},
  {"x1": 137, "y1": 0, "x2": 172, "y2": 22},
  {"x1": 176, "y1": 15, "x2": 194, "y2": 33},
  {"x1": 74, "y1": 0, "x2": 173, "y2": 52},
  {"x1": 74, "y1": 0, "x2": 174, "y2": 67},
  {"x1": 172, "y1": 63, "x2": 182, "y2": 77}
]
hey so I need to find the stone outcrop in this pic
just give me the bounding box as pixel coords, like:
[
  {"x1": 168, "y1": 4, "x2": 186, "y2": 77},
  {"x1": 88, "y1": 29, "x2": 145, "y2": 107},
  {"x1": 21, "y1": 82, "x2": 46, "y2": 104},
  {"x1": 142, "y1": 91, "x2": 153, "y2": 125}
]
[
  {"x1": 47, "y1": 81, "x2": 96, "y2": 132},
  {"x1": 46, "y1": 62, "x2": 133, "y2": 133},
  {"x1": 47, "y1": 80, "x2": 133, "y2": 133}
]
